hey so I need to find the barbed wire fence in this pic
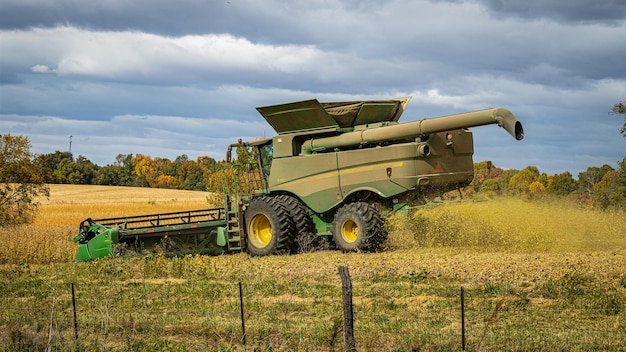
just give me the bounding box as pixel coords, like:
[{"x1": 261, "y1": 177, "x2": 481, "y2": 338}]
[{"x1": 1, "y1": 264, "x2": 624, "y2": 351}]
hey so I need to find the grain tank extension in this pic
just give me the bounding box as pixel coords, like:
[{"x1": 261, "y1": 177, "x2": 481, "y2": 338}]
[{"x1": 73, "y1": 96, "x2": 523, "y2": 261}]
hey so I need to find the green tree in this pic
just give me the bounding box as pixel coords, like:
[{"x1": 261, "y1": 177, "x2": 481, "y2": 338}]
[
  {"x1": 508, "y1": 166, "x2": 541, "y2": 194},
  {"x1": 476, "y1": 168, "x2": 516, "y2": 196},
  {"x1": 93, "y1": 164, "x2": 122, "y2": 185},
  {"x1": 53, "y1": 158, "x2": 75, "y2": 183},
  {"x1": 235, "y1": 146, "x2": 258, "y2": 170},
  {"x1": 578, "y1": 165, "x2": 614, "y2": 200},
  {"x1": 114, "y1": 153, "x2": 135, "y2": 186},
  {"x1": 177, "y1": 158, "x2": 208, "y2": 191},
  {"x1": 547, "y1": 171, "x2": 578, "y2": 197},
  {"x1": 610, "y1": 101, "x2": 626, "y2": 138},
  {"x1": 592, "y1": 156, "x2": 626, "y2": 210},
  {"x1": 182, "y1": 170, "x2": 207, "y2": 191},
  {"x1": 53, "y1": 155, "x2": 98, "y2": 184},
  {"x1": 0, "y1": 135, "x2": 50, "y2": 225},
  {"x1": 34, "y1": 150, "x2": 72, "y2": 183},
  {"x1": 74, "y1": 155, "x2": 98, "y2": 184},
  {"x1": 197, "y1": 156, "x2": 217, "y2": 173},
  {"x1": 160, "y1": 157, "x2": 177, "y2": 177}
]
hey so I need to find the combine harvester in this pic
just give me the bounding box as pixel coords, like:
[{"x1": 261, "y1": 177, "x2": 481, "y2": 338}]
[{"x1": 73, "y1": 97, "x2": 523, "y2": 261}]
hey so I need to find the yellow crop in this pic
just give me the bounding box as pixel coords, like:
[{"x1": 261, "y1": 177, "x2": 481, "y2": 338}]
[
  {"x1": 2, "y1": 185, "x2": 624, "y2": 264},
  {"x1": 0, "y1": 184, "x2": 212, "y2": 264},
  {"x1": 386, "y1": 197, "x2": 626, "y2": 252}
]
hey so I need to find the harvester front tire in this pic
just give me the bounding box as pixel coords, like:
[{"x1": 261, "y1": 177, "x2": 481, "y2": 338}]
[
  {"x1": 244, "y1": 196, "x2": 295, "y2": 256},
  {"x1": 332, "y1": 202, "x2": 385, "y2": 253},
  {"x1": 276, "y1": 194, "x2": 315, "y2": 253}
]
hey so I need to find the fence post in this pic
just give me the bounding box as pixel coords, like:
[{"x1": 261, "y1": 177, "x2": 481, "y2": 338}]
[
  {"x1": 238, "y1": 282, "x2": 246, "y2": 345},
  {"x1": 338, "y1": 264, "x2": 355, "y2": 352},
  {"x1": 461, "y1": 286, "x2": 466, "y2": 352},
  {"x1": 71, "y1": 283, "x2": 78, "y2": 341}
]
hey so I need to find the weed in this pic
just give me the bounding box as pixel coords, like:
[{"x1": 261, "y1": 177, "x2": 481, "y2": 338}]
[
  {"x1": 326, "y1": 317, "x2": 343, "y2": 351},
  {"x1": 125, "y1": 338, "x2": 189, "y2": 352},
  {"x1": 294, "y1": 231, "x2": 332, "y2": 254},
  {"x1": 404, "y1": 266, "x2": 430, "y2": 283}
]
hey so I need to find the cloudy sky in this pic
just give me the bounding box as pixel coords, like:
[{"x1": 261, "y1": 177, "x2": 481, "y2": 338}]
[{"x1": 1, "y1": 0, "x2": 625, "y2": 176}]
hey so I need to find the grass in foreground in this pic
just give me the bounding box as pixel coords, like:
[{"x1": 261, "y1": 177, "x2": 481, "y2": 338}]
[
  {"x1": 0, "y1": 185, "x2": 625, "y2": 351},
  {"x1": 1, "y1": 250, "x2": 625, "y2": 351}
]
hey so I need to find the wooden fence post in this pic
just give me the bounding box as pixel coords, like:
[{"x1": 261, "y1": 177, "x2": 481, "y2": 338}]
[
  {"x1": 71, "y1": 283, "x2": 78, "y2": 341},
  {"x1": 338, "y1": 264, "x2": 356, "y2": 352},
  {"x1": 461, "y1": 286, "x2": 466, "y2": 351},
  {"x1": 238, "y1": 281, "x2": 246, "y2": 345}
]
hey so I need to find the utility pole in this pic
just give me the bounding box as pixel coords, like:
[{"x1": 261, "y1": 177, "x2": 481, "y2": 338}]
[{"x1": 69, "y1": 135, "x2": 73, "y2": 160}]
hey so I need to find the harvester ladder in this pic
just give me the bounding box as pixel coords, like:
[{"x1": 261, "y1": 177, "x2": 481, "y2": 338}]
[{"x1": 225, "y1": 194, "x2": 244, "y2": 251}]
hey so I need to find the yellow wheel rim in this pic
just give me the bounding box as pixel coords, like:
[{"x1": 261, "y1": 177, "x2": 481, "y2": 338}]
[
  {"x1": 341, "y1": 220, "x2": 359, "y2": 243},
  {"x1": 249, "y1": 214, "x2": 272, "y2": 248}
]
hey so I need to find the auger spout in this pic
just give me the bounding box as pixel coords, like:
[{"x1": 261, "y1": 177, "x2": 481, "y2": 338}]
[{"x1": 301, "y1": 107, "x2": 523, "y2": 154}]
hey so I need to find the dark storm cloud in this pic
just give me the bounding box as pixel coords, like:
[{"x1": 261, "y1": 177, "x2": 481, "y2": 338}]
[
  {"x1": 0, "y1": 1, "x2": 229, "y2": 34},
  {"x1": 0, "y1": 0, "x2": 308, "y2": 44},
  {"x1": 478, "y1": 0, "x2": 626, "y2": 23},
  {"x1": 1, "y1": 1, "x2": 395, "y2": 45}
]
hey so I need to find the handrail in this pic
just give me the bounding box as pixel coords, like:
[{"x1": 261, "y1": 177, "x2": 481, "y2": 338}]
[{"x1": 90, "y1": 208, "x2": 224, "y2": 230}]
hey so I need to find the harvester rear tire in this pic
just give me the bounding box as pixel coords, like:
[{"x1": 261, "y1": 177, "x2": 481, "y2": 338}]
[
  {"x1": 276, "y1": 194, "x2": 315, "y2": 253},
  {"x1": 332, "y1": 202, "x2": 385, "y2": 253},
  {"x1": 244, "y1": 196, "x2": 295, "y2": 256}
]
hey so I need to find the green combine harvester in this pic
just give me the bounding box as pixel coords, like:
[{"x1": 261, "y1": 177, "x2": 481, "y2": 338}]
[{"x1": 73, "y1": 96, "x2": 524, "y2": 261}]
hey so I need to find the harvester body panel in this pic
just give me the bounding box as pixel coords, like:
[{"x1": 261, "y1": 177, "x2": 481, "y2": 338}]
[
  {"x1": 266, "y1": 152, "x2": 341, "y2": 212},
  {"x1": 268, "y1": 129, "x2": 475, "y2": 213}
]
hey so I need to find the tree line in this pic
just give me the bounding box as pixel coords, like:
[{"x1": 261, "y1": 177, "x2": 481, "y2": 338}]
[
  {"x1": 467, "y1": 159, "x2": 626, "y2": 210},
  {"x1": 33, "y1": 150, "x2": 228, "y2": 192},
  {"x1": 14, "y1": 137, "x2": 626, "y2": 209}
]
